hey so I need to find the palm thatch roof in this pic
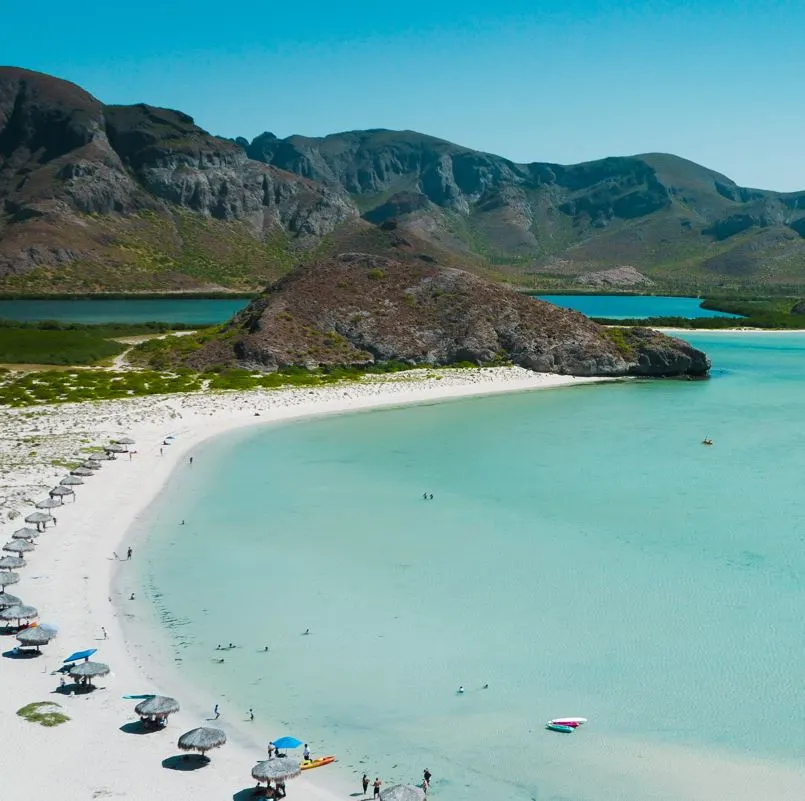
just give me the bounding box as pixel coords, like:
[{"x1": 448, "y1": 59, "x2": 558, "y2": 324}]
[
  {"x1": 50, "y1": 486, "x2": 74, "y2": 498},
  {"x1": 0, "y1": 571, "x2": 20, "y2": 587},
  {"x1": 114, "y1": 437, "x2": 136, "y2": 445},
  {"x1": 13, "y1": 527, "x2": 40, "y2": 540},
  {"x1": 35, "y1": 498, "x2": 62, "y2": 509},
  {"x1": 69, "y1": 661, "x2": 110, "y2": 679},
  {"x1": 17, "y1": 626, "x2": 56, "y2": 647},
  {"x1": 92, "y1": 453, "x2": 115, "y2": 461},
  {"x1": 380, "y1": 786, "x2": 426, "y2": 801},
  {"x1": 70, "y1": 467, "x2": 94, "y2": 477},
  {"x1": 251, "y1": 757, "x2": 303, "y2": 783},
  {"x1": 178, "y1": 727, "x2": 226, "y2": 755},
  {"x1": 105, "y1": 444, "x2": 128, "y2": 453},
  {"x1": 0, "y1": 556, "x2": 25, "y2": 569},
  {"x1": 0, "y1": 604, "x2": 38, "y2": 621},
  {"x1": 80, "y1": 461, "x2": 101, "y2": 470},
  {"x1": 3, "y1": 540, "x2": 35, "y2": 554},
  {"x1": 60, "y1": 476, "x2": 84, "y2": 486},
  {"x1": 0, "y1": 592, "x2": 21, "y2": 608},
  {"x1": 135, "y1": 695, "x2": 180, "y2": 717},
  {"x1": 25, "y1": 512, "x2": 53, "y2": 524}
]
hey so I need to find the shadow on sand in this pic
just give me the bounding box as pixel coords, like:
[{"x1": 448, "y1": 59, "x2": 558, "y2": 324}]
[
  {"x1": 162, "y1": 754, "x2": 210, "y2": 771},
  {"x1": 120, "y1": 720, "x2": 160, "y2": 735},
  {"x1": 2, "y1": 648, "x2": 40, "y2": 660}
]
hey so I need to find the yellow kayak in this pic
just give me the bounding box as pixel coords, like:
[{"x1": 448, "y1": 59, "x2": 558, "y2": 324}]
[{"x1": 301, "y1": 756, "x2": 336, "y2": 770}]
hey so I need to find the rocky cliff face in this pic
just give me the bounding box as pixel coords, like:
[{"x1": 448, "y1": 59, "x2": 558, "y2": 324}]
[
  {"x1": 0, "y1": 68, "x2": 356, "y2": 290},
  {"x1": 243, "y1": 131, "x2": 805, "y2": 286},
  {"x1": 183, "y1": 230, "x2": 710, "y2": 378}
]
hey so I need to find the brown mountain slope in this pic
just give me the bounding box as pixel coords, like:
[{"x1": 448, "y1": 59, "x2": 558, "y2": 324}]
[
  {"x1": 178, "y1": 232, "x2": 709, "y2": 377},
  {"x1": 0, "y1": 67, "x2": 356, "y2": 292}
]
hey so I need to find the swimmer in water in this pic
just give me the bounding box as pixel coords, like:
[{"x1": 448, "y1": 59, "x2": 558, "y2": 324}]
[
  {"x1": 303, "y1": 628, "x2": 310, "y2": 636},
  {"x1": 482, "y1": 683, "x2": 489, "y2": 689},
  {"x1": 457, "y1": 685, "x2": 465, "y2": 694}
]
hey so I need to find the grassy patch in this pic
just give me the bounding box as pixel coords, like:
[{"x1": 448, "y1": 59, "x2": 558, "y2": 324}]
[
  {"x1": 603, "y1": 327, "x2": 637, "y2": 358},
  {"x1": 0, "y1": 329, "x2": 125, "y2": 365},
  {"x1": 17, "y1": 702, "x2": 70, "y2": 727}
]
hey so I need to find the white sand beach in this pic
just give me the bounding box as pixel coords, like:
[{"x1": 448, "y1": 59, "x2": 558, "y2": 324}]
[{"x1": 0, "y1": 367, "x2": 604, "y2": 801}]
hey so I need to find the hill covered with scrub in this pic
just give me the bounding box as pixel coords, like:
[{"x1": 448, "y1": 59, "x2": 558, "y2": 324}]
[
  {"x1": 1, "y1": 67, "x2": 805, "y2": 293},
  {"x1": 134, "y1": 226, "x2": 710, "y2": 378}
]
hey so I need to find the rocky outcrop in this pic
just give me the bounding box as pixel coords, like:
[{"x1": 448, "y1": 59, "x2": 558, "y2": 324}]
[
  {"x1": 184, "y1": 236, "x2": 710, "y2": 378},
  {"x1": 576, "y1": 266, "x2": 654, "y2": 288},
  {"x1": 0, "y1": 68, "x2": 357, "y2": 288}
]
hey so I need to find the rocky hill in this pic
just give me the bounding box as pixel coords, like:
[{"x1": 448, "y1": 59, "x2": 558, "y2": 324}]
[
  {"x1": 244, "y1": 131, "x2": 805, "y2": 290},
  {"x1": 1, "y1": 66, "x2": 805, "y2": 293},
  {"x1": 175, "y1": 228, "x2": 709, "y2": 377},
  {"x1": 0, "y1": 67, "x2": 356, "y2": 292}
]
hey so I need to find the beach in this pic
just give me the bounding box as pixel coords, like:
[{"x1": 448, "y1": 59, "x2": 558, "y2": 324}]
[{"x1": 0, "y1": 366, "x2": 604, "y2": 801}]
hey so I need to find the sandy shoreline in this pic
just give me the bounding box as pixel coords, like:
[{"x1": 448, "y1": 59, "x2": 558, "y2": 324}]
[{"x1": 0, "y1": 367, "x2": 606, "y2": 801}]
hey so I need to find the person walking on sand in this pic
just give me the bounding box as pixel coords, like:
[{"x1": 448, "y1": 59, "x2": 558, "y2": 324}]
[
  {"x1": 127, "y1": 547, "x2": 132, "y2": 560},
  {"x1": 373, "y1": 778, "x2": 382, "y2": 799},
  {"x1": 101, "y1": 627, "x2": 108, "y2": 640},
  {"x1": 213, "y1": 703, "x2": 220, "y2": 719},
  {"x1": 362, "y1": 774, "x2": 369, "y2": 796}
]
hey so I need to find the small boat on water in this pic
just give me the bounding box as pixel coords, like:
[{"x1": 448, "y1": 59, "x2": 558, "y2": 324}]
[
  {"x1": 550, "y1": 717, "x2": 587, "y2": 726},
  {"x1": 546, "y1": 723, "x2": 575, "y2": 733},
  {"x1": 301, "y1": 756, "x2": 336, "y2": 770}
]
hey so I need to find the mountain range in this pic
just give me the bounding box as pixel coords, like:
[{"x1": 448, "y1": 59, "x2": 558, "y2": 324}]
[{"x1": 2, "y1": 66, "x2": 805, "y2": 293}]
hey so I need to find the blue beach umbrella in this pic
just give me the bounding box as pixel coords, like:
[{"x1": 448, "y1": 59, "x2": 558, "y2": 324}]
[
  {"x1": 64, "y1": 648, "x2": 97, "y2": 663},
  {"x1": 271, "y1": 736, "x2": 303, "y2": 749}
]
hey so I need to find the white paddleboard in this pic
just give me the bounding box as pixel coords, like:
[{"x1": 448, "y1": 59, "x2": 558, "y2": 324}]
[{"x1": 550, "y1": 717, "x2": 588, "y2": 725}]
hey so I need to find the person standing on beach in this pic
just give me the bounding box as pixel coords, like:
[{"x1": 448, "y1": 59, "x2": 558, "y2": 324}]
[
  {"x1": 101, "y1": 627, "x2": 108, "y2": 640},
  {"x1": 373, "y1": 778, "x2": 382, "y2": 799},
  {"x1": 127, "y1": 547, "x2": 132, "y2": 560},
  {"x1": 249, "y1": 708, "x2": 254, "y2": 721},
  {"x1": 362, "y1": 774, "x2": 369, "y2": 796},
  {"x1": 214, "y1": 703, "x2": 220, "y2": 719}
]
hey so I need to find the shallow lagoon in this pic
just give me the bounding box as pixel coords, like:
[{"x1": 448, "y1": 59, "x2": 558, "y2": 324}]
[
  {"x1": 135, "y1": 333, "x2": 805, "y2": 800},
  {"x1": 536, "y1": 294, "x2": 742, "y2": 319}
]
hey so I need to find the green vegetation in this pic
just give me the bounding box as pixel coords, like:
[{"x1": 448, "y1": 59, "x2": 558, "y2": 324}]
[
  {"x1": 0, "y1": 369, "x2": 204, "y2": 406},
  {"x1": 602, "y1": 327, "x2": 637, "y2": 358},
  {"x1": 594, "y1": 296, "x2": 805, "y2": 329},
  {"x1": 0, "y1": 328, "x2": 125, "y2": 365},
  {"x1": 17, "y1": 702, "x2": 70, "y2": 727}
]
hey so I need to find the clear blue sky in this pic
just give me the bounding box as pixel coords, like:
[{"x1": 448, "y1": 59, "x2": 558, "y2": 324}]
[{"x1": 5, "y1": 0, "x2": 804, "y2": 190}]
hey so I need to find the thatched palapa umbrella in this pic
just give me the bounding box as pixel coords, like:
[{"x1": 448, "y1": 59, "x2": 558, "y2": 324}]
[
  {"x1": 115, "y1": 437, "x2": 136, "y2": 445},
  {"x1": 92, "y1": 453, "x2": 115, "y2": 461},
  {"x1": 17, "y1": 626, "x2": 56, "y2": 652},
  {"x1": 70, "y1": 467, "x2": 94, "y2": 477},
  {"x1": 50, "y1": 486, "x2": 74, "y2": 500},
  {"x1": 0, "y1": 571, "x2": 20, "y2": 588},
  {"x1": 0, "y1": 556, "x2": 25, "y2": 570},
  {"x1": 380, "y1": 785, "x2": 426, "y2": 801},
  {"x1": 251, "y1": 756, "x2": 302, "y2": 785},
  {"x1": 0, "y1": 604, "x2": 39, "y2": 624},
  {"x1": 177, "y1": 727, "x2": 226, "y2": 758},
  {"x1": 3, "y1": 540, "x2": 35, "y2": 554},
  {"x1": 25, "y1": 512, "x2": 53, "y2": 528},
  {"x1": 0, "y1": 592, "x2": 21, "y2": 608},
  {"x1": 106, "y1": 444, "x2": 127, "y2": 454},
  {"x1": 135, "y1": 695, "x2": 180, "y2": 727},
  {"x1": 60, "y1": 476, "x2": 84, "y2": 486},
  {"x1": 12, "y1": 527, "x2": 39, "y2": 540},
  {"x1": 69, "y1": 660, "x2": 110, "y2": 688},
  {"x1": 36, "y1": 497, "x2": 62, "y2": 510},
  {"x1": 81, "y1": 461, "x2": 101, "y2": 470}
]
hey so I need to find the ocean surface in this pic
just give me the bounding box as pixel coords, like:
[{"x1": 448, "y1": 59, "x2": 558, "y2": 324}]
[
  {"x1": 132, "y1": 332, "x2": 805, "y2": 801},
  {"x1": 0, "y1": 298, "x2": 249, "y2": 324},
  {"x1": 536, "y1": 294, "x2": 742, "y2": 319}
]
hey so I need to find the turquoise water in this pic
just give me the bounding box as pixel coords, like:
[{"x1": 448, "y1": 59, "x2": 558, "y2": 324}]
[
  {"x1": 0, "y1": 298, "x2": 249, "y2": 324},
  {"x1": 135, "y1": 333, "x2": 805, "y2": 800},
  {"x1": 537, "y1": 294, "x2": 742, "y2": 319}
]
